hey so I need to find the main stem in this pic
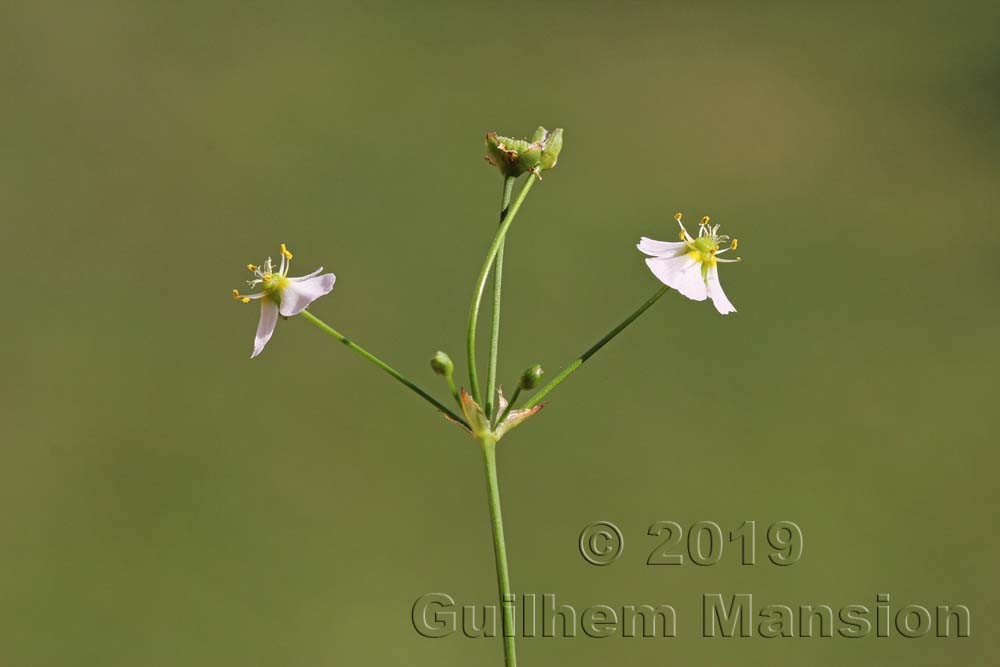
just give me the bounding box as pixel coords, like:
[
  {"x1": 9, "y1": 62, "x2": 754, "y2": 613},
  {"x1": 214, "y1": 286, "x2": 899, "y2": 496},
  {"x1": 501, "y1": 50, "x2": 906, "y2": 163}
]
[
  {"x1": 485, "y1": 176, "x2": 516, "y2": 419},
  {"x1": 480, "y1": 437, "x2": 517, "y2": 667},
  {"x1": 467, "y1": 173, "x2": 538, "y2": 405},
  {"x1": 523, "y1": 286, "x2": 670, "y2": 409},
  {"x1": 299, "y1": 309, "x2": 469, "y2": 429}
]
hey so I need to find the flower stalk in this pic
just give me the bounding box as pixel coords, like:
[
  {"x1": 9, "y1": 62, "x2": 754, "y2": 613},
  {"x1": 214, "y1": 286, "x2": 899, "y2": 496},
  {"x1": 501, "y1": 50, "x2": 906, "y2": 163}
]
[
  {"x1": 467, "y1": 173, "x2": 539, "y2": 405},
  {"x1": 300, "y1": 310, "x2": 469, "y2": 429},
  {"x1": 523, "y1": 286, "x2": 669, "y2": 409},
  {"x1": 484, "y1": 175, "x2": 517, "y2": 420}
]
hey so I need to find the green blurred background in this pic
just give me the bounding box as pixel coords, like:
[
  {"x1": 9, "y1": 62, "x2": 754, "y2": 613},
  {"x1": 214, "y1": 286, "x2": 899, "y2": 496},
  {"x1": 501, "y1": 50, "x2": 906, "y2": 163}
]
[{"x1": 2, "y1": 1, "x2": 998, "y2": 664}]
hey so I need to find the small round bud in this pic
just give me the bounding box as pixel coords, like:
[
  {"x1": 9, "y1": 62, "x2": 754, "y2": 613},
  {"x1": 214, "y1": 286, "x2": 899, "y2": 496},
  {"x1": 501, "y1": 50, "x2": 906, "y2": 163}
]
[
  {"x1": 431, "y1": 351, "x2": 454, "y2": 377},
  {"x1": 519, "y1": 364, "x2": 544, "y2": 390}
]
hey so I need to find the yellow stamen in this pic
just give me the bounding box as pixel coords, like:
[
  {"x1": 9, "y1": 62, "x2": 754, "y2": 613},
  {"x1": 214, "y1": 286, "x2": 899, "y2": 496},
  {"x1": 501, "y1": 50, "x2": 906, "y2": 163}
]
[
  {"x1": 247, "y1": 264, "x2": 257, "y2": 271},
  {"x1": 678, "y1": 230, "x2": 686, "y2": 240},
  {"x1": 700, "y1": 216, "x2": 710, "y2": 226},
  {"x1": 240, "y1": 297, "x2": 250, "y2": 303},
  {"x1": 232, "y1": 289, "x2": 242, "y2": 300},
  {"x1": 731, "y1": 238, "x2": 739, "y2": 250},
  {"x1": 674, "y1": 212, "x2": 683, "y2": 221},
  {"x1": 280, "y1": 243, "x2": 293, "y2": 260}
]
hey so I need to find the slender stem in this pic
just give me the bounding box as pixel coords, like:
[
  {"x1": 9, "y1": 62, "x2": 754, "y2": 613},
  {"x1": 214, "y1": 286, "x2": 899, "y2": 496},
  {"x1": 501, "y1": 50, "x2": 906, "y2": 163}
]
[
  {"x1": 523, "y1": 286, "x2": 669, "y2": 409},
  {"x1": 485, "y1": 176, "x2": 516, "y2": 419},
  {"x1": 299, "y1": 309, "x2": 469, "y2": 429},
  {"x1": 493, "y1": 385, "x2": 521, "y2": 428},
  {"x1": 467, "y1": 173, "x2": 539, "y2": 405},
  {"x1": 480, "y1": 437, "x2": 517, "y2": 667},
  {"x1": 444, "y1": 373, "x2": 461, "y2": 409}
]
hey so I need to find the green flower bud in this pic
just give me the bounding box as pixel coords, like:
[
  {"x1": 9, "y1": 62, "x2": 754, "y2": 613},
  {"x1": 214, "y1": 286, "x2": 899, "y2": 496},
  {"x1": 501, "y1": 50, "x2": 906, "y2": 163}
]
[
  {"x1": 431, "y1": 351, "x2": 454, "y2": 377},
  {"x1": 519, "y1": 364, "x2": 544, "y2": 390},
  {"x1": 484, "y1": 127, "x2": 564, "y2": 177}
]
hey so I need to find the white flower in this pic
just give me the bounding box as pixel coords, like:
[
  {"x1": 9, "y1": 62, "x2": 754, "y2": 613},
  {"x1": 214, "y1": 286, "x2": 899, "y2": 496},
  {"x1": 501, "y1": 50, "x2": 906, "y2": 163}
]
[
  {"x1": 232, "y1": 243, "x2": 337, "y2": 357},
  {"x1": 637, "y1": 213, "x2": 741, "y2": 315}
]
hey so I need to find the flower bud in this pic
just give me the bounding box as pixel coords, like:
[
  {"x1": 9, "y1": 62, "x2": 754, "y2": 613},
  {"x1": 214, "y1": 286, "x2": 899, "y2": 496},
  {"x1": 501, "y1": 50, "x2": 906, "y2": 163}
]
[
  {"x1": 431, "y1": 351, "x2": 454, "y2": 377},
  {"x1": 519, "y1": 364, "x2": 544, "y2": 390}
]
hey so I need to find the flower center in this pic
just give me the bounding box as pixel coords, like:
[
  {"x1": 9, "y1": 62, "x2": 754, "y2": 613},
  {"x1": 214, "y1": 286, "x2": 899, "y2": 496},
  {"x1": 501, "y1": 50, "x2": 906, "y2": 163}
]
[
  {"x1": 233, "y1": 243, "x2": 297, "y2": 304},
  {"x1": 693, "y1": 236, "x2": 718, "y2": 254},
  {"x1": 262, "y1": 273, "x2": 289, "y2": 296}
]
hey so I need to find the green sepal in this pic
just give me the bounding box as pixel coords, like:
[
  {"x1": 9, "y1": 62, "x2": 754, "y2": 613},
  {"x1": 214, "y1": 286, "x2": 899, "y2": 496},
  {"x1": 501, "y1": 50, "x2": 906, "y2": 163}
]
[
  {"x1": 485, "y1": 132, "x2": 533, "y2": 177},
  {"x1": 538, "y1": 127, "x2": 563, "y2": 170}
]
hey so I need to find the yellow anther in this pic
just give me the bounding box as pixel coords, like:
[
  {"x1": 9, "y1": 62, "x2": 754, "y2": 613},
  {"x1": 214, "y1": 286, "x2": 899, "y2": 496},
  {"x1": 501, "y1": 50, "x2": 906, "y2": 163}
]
[
  {"x1": 233, "y1": 289, "x2": 253, "y2": 303},
  {"x1": 700, "y1": 216, "x2": 710, "y2": 226},
  {"x1": 280, "y1": 243, "x2": 293, "y2": 260},
  {"x1": 247, "y1": 264, "x2": 257, "y2": 272},
  {"x1": 674, "y1": 212, "x2": 683, "y2": 221},
  {"x1": 731, "y1": 238, "x2": 739, "y2": 250},
  {"x1": 678, "y1": 230, "x2": 686, "y2": 240}
]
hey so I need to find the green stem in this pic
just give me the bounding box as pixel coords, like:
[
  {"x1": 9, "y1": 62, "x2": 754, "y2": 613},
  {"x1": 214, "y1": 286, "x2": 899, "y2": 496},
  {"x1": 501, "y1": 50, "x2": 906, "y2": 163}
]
[
  {"x1": 523, "y1": 286, "x2": 669, "y2": 409},
  {"x1": 480, "y1": 437, "x2": 517, "y2": 667},
  {"x1": 485, "y1": 176, "x2": 516, "y2": 419},
  {"x1": 467, "y1": 173, "x2": 539, "y2": 405},
  {"x1": 444, "y1": 372, "x2": 461, "y2": 409},
  {"x1": 493, "y1": 385, "x2": 521, "y2": 428},
  {"x1": 300, "y1": 309, "x2": 469, "y2": 429}
]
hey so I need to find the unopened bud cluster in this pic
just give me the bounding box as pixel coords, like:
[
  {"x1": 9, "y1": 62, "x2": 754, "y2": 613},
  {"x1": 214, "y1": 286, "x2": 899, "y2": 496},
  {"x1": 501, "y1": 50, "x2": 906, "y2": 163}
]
[{"x1": 485, "y1": 127, "x2": 564, "y2": 178}]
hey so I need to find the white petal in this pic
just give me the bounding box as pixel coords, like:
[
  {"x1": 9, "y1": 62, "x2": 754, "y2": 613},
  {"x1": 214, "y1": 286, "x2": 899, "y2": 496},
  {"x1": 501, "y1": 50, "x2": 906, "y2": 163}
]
[
  {"x1": 674, "y1": 263, "x2": 709, "y2": 301},
  {"x1": 645, "y1": 254, "x2": 708, "y2": 301},
  {"x1": 252, "y1": 300, "x2": 279, "y2": 358},
  {"x1": 637, "y1": 237, "x2": 687, "y2": 257},
  {"x1": 290, "y1": 267, "x2": 324, "y2": 282},
  {"x1": 706, "y1": 264, "x2": 736, "y2": 314},
  {"x1": 278, "y1": 273, "x2": 336, "y2": 316}
]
